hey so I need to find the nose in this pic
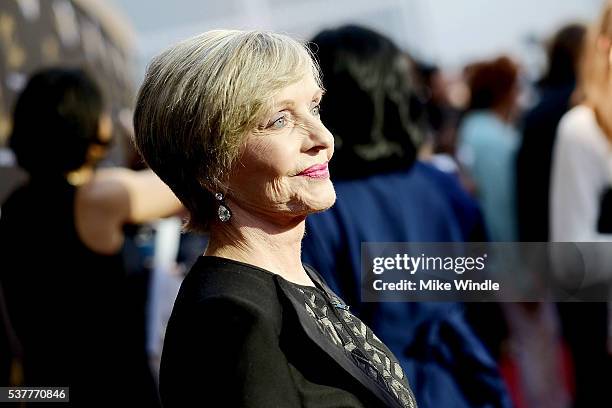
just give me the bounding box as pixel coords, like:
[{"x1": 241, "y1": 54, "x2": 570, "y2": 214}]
[{"x1": 304, "y1": 119, "x2": 334, "y2": 154}]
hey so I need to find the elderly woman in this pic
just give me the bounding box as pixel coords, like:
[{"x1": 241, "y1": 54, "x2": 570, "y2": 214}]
[{"x1": 133, "y1": 30, "x2": 416, "y2": 407}]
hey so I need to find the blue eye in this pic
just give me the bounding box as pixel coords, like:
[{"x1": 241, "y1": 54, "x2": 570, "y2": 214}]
[
  {"x1": 272, "y1": 116, "x2": 287, "y2": 129},
  {"x1": 312, "y1": 104, "x2": 321, "y2": 116}
]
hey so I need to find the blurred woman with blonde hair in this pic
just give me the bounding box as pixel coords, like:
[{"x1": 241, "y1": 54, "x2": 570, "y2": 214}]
[{"x1": 550, "y1": 1, "x2": 612, "y2": 406}]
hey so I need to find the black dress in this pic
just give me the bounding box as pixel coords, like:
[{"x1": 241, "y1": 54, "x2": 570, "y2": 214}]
[{"x1": 159, "y1": 256, "x2": 417, "y2": 407}]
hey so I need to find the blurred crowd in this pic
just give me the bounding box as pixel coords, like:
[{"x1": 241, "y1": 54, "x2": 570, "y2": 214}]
[{"x1": 1, "y1": 0, "x2": 612, "y2": 407}]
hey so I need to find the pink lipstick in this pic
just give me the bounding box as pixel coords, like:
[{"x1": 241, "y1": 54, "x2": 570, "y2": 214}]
[{"x1": 298, "y1": 162, "x2": 329, "y2": 179}]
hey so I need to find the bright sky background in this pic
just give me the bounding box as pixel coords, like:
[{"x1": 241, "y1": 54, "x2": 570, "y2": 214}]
[{"x1": 107, "y1": 0, "x2": 604, "y2": 78}]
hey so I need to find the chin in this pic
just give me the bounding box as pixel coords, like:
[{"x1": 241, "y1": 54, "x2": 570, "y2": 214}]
[{"x1": 306, "y1": 183, "x2": 336, "y2": 213}]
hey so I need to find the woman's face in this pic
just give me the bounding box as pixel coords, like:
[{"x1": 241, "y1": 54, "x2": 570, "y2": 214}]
[{"x1": 228, "y1": 73, "x2": 336, "y2": 225}]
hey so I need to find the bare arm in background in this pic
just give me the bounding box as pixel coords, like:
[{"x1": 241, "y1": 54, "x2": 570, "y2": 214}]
[{"x1": 76, "y1": 168, "x2": 184, "y2": 255}]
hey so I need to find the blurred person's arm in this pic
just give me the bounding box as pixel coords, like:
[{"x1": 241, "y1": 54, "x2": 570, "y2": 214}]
[
  {"x1": 75, "y1": 168, "x2": 183, "y2": 255},
  {"x1": 94, "y1": 168, "x2": 182, "y2": 224}
]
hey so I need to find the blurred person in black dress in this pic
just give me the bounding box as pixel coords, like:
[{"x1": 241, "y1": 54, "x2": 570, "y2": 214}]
[{"x1": 0, "y1": 68, "x2": 182, "y2": 405}]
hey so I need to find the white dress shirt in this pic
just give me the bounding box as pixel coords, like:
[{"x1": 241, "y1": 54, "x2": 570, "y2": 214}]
[
  {"x1": 551, "y1": 105, "x2": 612, "y2": 243},
  {"x1": 551, "y1": 106, "x2": 612, "y2": 342}
]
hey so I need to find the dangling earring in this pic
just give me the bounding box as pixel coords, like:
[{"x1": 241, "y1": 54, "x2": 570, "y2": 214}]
[{"x1": 215, "y1": 192, "x2": 232, "y2": 222}]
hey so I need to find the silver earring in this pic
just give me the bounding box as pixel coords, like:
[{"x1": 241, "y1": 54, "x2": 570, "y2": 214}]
[{"x1": 215, "y1": 192, "x2": 232, "y2": 222}]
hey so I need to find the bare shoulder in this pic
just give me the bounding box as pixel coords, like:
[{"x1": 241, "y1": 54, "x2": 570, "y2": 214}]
[
  {"x1": 74, "y1": 171, "x2": 132, "y2": 255},
  {"x1": 78, "y1": 168, "x2": 132, "y2": 217}
]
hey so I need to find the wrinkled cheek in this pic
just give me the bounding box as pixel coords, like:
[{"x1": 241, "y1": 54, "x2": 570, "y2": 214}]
[
  {"x1": 247, "y1": 137, "x2": 293, "y2": 170},
  {"x1": 265, "y1": 177, "x2": 293, "y2": 204}
]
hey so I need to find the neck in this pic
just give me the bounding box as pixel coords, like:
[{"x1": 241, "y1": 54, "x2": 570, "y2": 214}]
[
  {"x1": 205, "y1": 202, "x2": 313, "y2": 286},
  {"x1": 592, "y1": 103, "x2": 612, "y2": 143}
]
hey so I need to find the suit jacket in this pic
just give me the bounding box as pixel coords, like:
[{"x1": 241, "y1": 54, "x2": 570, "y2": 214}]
[{"x1": 159, "y1": 256, "x2": 415, "y2": 407}]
